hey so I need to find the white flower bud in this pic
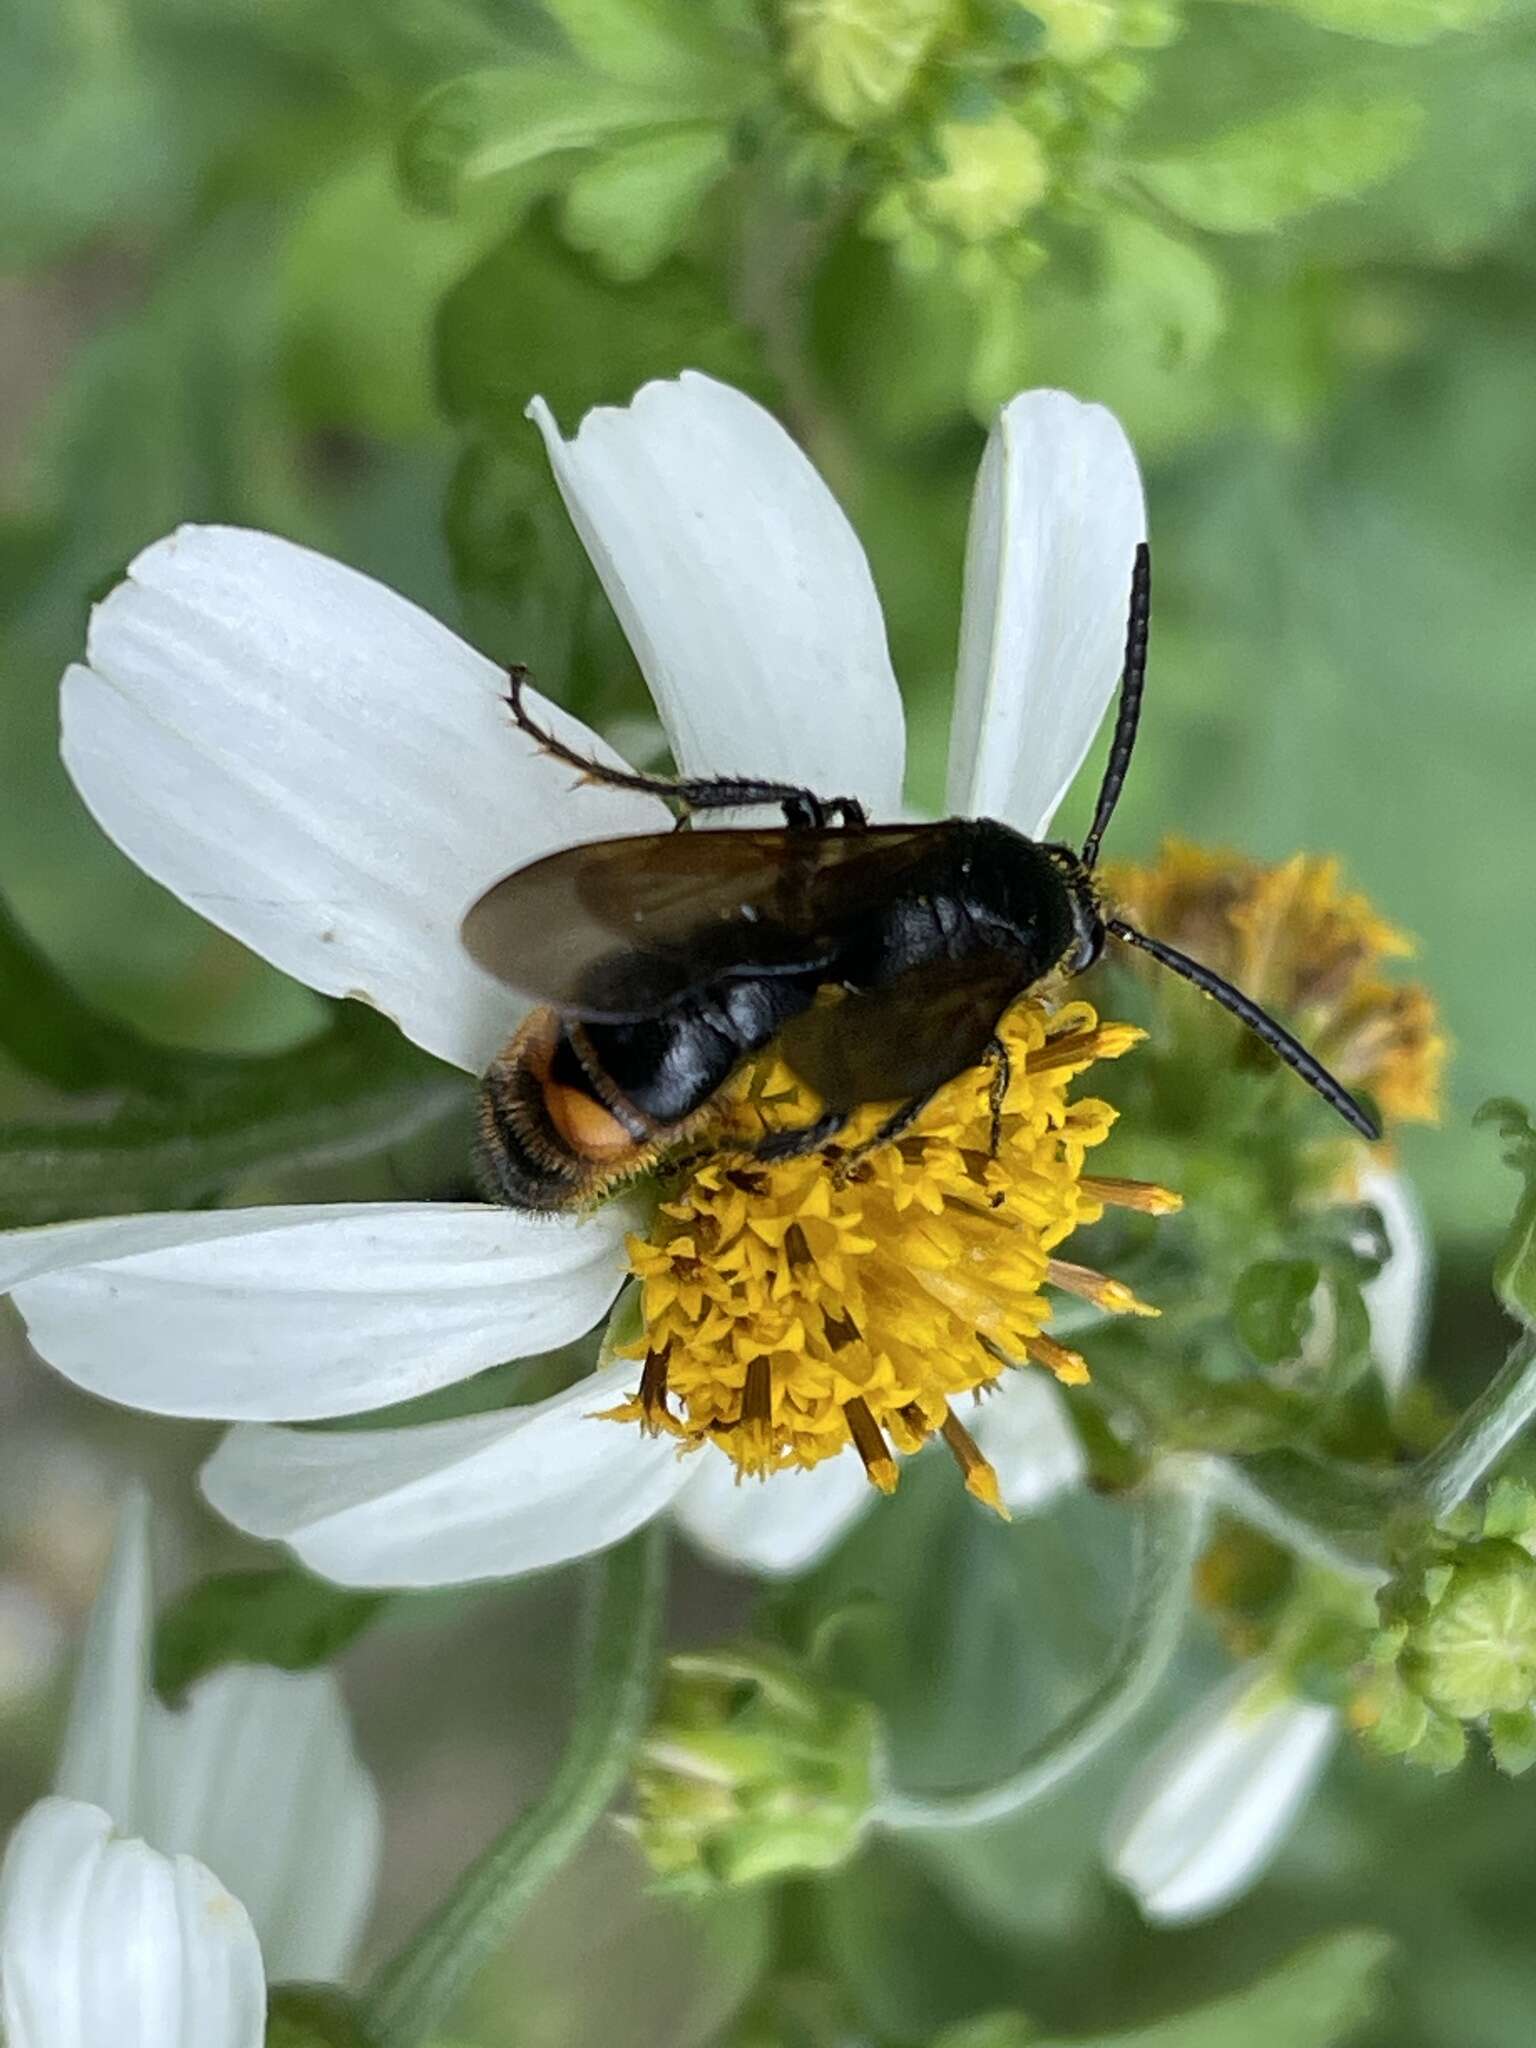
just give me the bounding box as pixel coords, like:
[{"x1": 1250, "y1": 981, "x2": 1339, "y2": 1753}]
[{"x1": 1104, "y1": 1668, "x2": 1337, "y2": 1924}]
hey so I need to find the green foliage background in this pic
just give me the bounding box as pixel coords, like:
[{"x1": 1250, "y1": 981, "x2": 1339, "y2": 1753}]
[{"x1": 2, "y1": 2, "x2": 1536, "y2": 2044}]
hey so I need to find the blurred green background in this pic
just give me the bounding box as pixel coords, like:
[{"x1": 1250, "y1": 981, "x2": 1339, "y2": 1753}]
[{"x1": 2, "y1": 1, "x2": 1535, "y2": 2044}]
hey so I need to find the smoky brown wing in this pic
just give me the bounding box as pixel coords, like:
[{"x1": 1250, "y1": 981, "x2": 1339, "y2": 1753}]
[
  {"x1": 775, "y1": 956, "x2": 1025, "y2": 1108},
  {"x1": 460, "y1": 825, "x2": 936, "y2": 1020}
]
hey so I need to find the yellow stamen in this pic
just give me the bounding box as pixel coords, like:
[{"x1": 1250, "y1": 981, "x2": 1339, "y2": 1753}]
[
  {"x1": 940, "y1": 1407, "x2": 1009, "y2": 1518},
  {"x1": 1080, "y1": 1174, "x2": 1184, "y2": 1216},
  {"x1": 611, "y1": 993, "x2": 1171, "y2": 1496},
  {"x1": 738, "y1": 1355, "x2": 775, "y2": 1477},
  {"x1": 1047, "y1": 1257, "x2": 1160, "y2": 1317},
  {"x1": 845, "y1": 1396, "x2": 899, "y2": 1494},
  {"x1": 1025, "y1": 1332, "x2": 1091, "y2": 1385},
  {"x1": 638, "y1": 1348, "x2": 671, "y2": 1434}
]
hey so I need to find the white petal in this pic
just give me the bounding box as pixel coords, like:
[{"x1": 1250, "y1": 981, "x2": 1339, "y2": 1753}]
[
  {"x1": 531, "y1": 374, "x2": 905, "y2": 812},
  {"x1": 947, "y1": 391, "x2": 1146, "y2": 838},
  {"x1": 200, "y1": 1362, "x2": 691, "y2": 1587},
  {"x1": 1103, "y1": 1670, "x2": 1338, "y2": 1926},
  {"x1": 1358, "y1": 1166, "x2": 1431, "y2": 1404},
  {"x1": 62, "y1": 525, "x2": 667, "y2": 1075},
  {"x1": 54, "y1": 1492, "x2": 153, "y2": 1831},
  {"x1": 0, "y1": 1799, "x2": 265, "y2": 2048},
  {"x1": 143, "y1": 1668, "x2": 381, "y2": 1985},
  {"x1": 967, "y1": 1370, "x2": 1087, "y2": 1513},
  {"x1": 5, "y1": 1202, "x2": 628, "y2": 1422},
  {"x1": 673, "y1": 1447, "x2": 873, "y2": 1577}
]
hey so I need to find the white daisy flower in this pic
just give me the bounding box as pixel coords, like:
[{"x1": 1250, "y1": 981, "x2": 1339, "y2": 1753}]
[
  {"x1": 0, "y1": 373, "x2": 1149, "y2": 1588},
  {"x1": 1103, "y1": 1170, "x2": 1431, "y2": 1925},
  {"x1": 0, "y1": 1494, "x2": 380, "y2": 2045}
]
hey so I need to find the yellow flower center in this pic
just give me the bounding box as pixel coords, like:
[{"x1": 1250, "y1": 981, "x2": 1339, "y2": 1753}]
[
  {"x1": 1105, "y1": 837, "x2": 1447, "y2": 1129},
  {"x1": 608, "y1": 995, "x2": 1179, "y2": 1507}
]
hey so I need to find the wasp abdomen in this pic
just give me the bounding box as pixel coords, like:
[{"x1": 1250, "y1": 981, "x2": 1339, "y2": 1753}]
[{"x1": 476, "y1": 1007, "x2": 645, "y2": 1211}]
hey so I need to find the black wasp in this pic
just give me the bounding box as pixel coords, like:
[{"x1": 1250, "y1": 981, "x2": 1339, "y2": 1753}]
[{"x1": 462, "y1": 544, "x2": 1379, "y2": 1212}]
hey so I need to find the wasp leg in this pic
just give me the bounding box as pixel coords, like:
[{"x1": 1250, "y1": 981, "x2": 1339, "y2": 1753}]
[
  {"x1": 747, "y1": 1109, "x2": 851, "y2": 1164},
  {"x1": 506, "y1": 666, "x2": 865, "y2": 830},
  {"x1": 985, "y1": 1036, "x2": 1011, "y2": 1157},
  {"x1": 830, "y1": 1086, "x2": 950, "y2": 1182}
]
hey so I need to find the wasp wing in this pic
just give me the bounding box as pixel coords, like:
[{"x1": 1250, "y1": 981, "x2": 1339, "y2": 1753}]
[
  {"x1": 776, "y1": 956, "x2": 1024, "y2": 1108},
  {"x1": 461, "y1": 826, "x2": 937, "y2": 1020}
]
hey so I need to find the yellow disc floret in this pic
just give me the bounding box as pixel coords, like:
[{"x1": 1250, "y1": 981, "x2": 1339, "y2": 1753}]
[
  {"x1": 608, "y1": 995, "x2": 1178, "y2": 1507},
  {"x1": 1106, "y1": 838, "x2": 1446, "y2": 1129}
]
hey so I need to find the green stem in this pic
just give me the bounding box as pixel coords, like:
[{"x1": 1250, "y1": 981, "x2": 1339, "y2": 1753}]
[
  {"x1": 873, "y1": 1470, "x2": 1207, "y2": 1834},
  {"x1": 1200, "y1": 1450, "x2": 1392, "y2": 1587},
  {"x1": 363, "y1": 1527, "x2": 667, "y2": 2048},
  {"x1": 1417, "y1": 1327, "x2": 1536, "y2": 1521}
]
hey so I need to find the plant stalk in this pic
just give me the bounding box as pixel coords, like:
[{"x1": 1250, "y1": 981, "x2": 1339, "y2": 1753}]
[
  {"x1": 363, "y1": 1526, "x2": 667, "y2": 2048},
  {"x1": 1417, "y1": 1326, "x2": 1536, "y2": 1521}
]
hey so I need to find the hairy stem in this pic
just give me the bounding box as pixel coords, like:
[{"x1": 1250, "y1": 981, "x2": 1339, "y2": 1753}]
[
  {"x1": 873, "y1": 1470, "x2": 1207, "y2": 1834},
  {"x1": 1418, "y1": 1327, "x2": 1536, "y2": 1521},
  {"x1": 363, "y1": 1527, "x2": 667, "y2": 2048}
]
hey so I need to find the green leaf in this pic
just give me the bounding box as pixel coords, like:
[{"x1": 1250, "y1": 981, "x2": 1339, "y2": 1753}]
[
  {"x1": 1134, "y1": 94, "x2": 1423, "y2": 233},
  {"x1": 437, "y1": 212, "x2": 765, "y2": 434},
  {"x1": 1026, "y1": 1930, "x2": 1394, "y2": 2048},
  {"x1": 1127, "y1": 8, "x2": 1536, "y2": 264},
  {"x1": 0, "y1": 1004, "x2": 467, "y2": 1227},
  {"x1": 540, "y1": 0, "x2": 758, "y2": 80},
  {"x1": 267, "y1": 1984, "x2": 378, "y2": 2047},
  {"x1": 1234, "y1": 1257, "x2": 1321, "y2": 1363},
  {"x1": 809, "y1": 228, "x2": 986, "y2": 446},
  {"x1": 0, "y1": 890, "x2": 200, "y2": 1099},
  {"x1": 933, "y1": 2020, "x2": 1037, "y2": 2048},
  {"x1": 154, "y1": 1567, "x2": 389, "y2": 1699},
  {"x1": 0, "y1": 0, "x2": 186, "y2": 267},
  {"x1": 398, "y1": 63, "x2": 729, "y2": 215},
  {"x1": 1098, "y1": 212, "x2": 1228, "y2": 367},
  {"x1": 560, "y1": 125, "x2": 730, "y2": 280},
  {"x1": 1234, "y1": 0, "x2": 1507, "y2": 42},
  {"x1": 1475, "y1": 1098, "x2": 1536, "y2": 1328},
  {"x1": 822, "y1": 1839, "x2": 1028, "y2": 2042},
  {"x1": 280, "y1": 152, "x2": 506, "y2": 438}
]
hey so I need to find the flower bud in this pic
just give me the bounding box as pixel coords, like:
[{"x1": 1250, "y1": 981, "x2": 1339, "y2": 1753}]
[
  {"x1": 629, "y1": 1644, "x2": 878, "y2": 1892},
  {"x1": 1028, "y1": 0, "x2": 1117, "y2": 63},
  {"x1": 1402, "y1": 1540, "x2": 1536, "y2": 1718},
  {"x1": 1352, "y1": 1481, "x2": 1536, "y2": 1772},
  {"x1": 1104, "y1": 1667, "x2": 1338, "y2": 1925},
  {"x1": 920, "y1": 113, "x2": 1050, "y2": 241},
  {"x1": 780, "y1": 0, "x2": 955, "y2": 129}
]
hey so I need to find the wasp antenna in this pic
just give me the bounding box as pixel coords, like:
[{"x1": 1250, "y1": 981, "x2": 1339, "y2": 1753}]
[
  {"x1": 1106, "y1": 916, "x2": 1381, "y2": 1141},
  {"x1": 1081, "y1": 543, "x2": 1152, "y2": 872}
]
